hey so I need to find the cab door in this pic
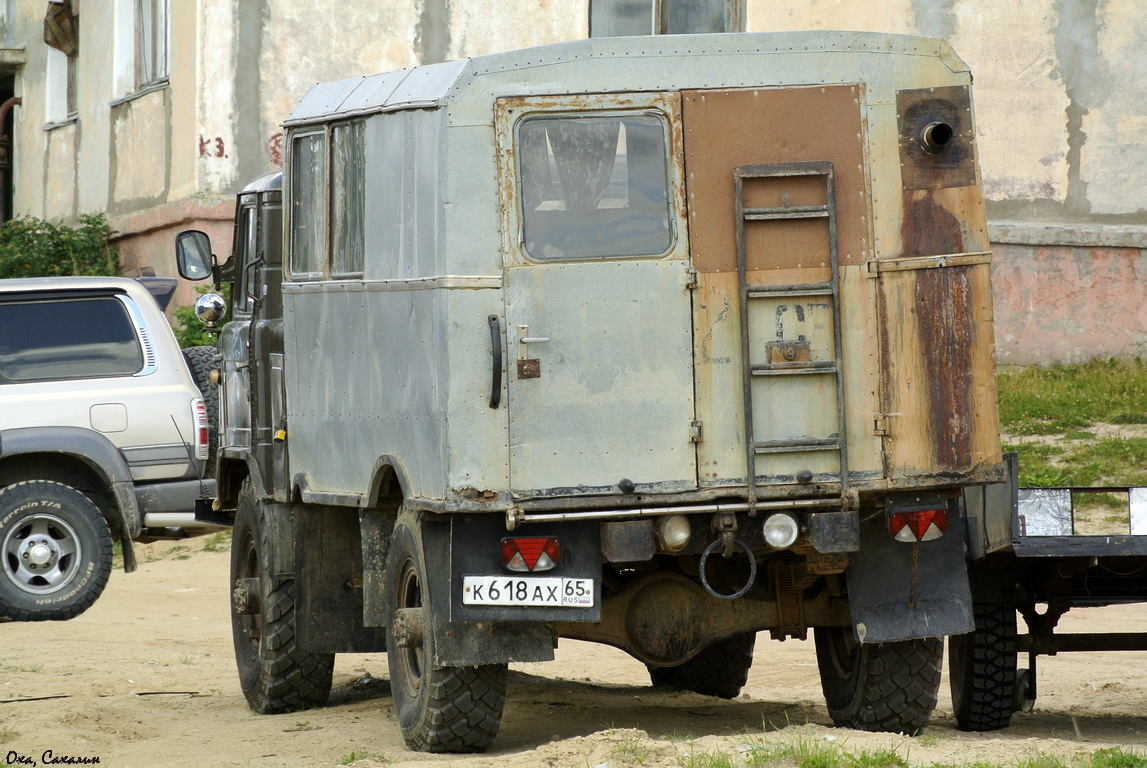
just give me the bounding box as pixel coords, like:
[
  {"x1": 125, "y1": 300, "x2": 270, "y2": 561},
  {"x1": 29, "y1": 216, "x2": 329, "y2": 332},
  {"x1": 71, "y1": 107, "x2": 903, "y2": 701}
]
[{"x1": 496, "y1": 93, "x2": 697, "y2": 498}]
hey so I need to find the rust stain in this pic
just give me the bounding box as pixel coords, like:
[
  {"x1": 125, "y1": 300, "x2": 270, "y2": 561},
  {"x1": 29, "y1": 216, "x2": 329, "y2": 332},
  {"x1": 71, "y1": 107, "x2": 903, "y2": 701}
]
[
  {"x1": 913, "y1": 265, "x2": 974, "y2": 468},
  {"x1": 901, "y1": 189, "x2": 965, "y2": 258}
]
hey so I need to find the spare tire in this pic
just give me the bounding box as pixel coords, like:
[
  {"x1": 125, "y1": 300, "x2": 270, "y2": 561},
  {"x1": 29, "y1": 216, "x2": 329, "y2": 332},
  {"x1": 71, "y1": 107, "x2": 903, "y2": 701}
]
[{"x1": 182, "y1": 345, "x2": 218, "y2": 475}]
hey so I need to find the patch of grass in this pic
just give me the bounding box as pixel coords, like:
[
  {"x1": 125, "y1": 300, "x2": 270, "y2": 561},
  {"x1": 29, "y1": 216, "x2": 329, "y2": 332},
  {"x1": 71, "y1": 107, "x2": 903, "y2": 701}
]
[
  {"x1": 0, "y1": 724, "x2": 20, "y2": 743},
  {"x1": 337, "y1": 750, "x2": 384, "y2": 766},
  {"x1": 2, "y1": 662, "x2": 44, "y2": 673},
  {"x1": 998, "y1": 358, "x2": 1147, "y2": 435},
  {"x1": 608, "y1": 730, "x2": 653, "y2": 765},
  {"x1": 200, "y1": 530, "x2": 232, "y2": 552},
  {"x1": 1087, "y1": 747, "x2": 1147, "y2": 768}
]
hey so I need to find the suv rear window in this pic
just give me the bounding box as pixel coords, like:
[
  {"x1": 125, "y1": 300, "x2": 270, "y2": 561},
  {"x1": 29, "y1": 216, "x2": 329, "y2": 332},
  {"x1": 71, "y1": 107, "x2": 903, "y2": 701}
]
[{"x1": 0, "y1": 296, "x2": 145, "y2": 382}]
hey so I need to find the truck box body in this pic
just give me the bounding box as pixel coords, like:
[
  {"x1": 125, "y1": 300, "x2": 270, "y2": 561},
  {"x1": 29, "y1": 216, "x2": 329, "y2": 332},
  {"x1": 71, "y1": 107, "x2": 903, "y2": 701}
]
[{"x1": 278, "y1": 32, "x2": 1001, "y2": 513}]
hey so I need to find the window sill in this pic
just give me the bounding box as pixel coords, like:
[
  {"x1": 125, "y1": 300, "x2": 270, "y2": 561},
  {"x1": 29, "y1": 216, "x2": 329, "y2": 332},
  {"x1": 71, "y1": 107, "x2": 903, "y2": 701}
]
[
  {"x1": 109, "y1": 79, "x2": 169, "y2": 108},
  {"x1": 42, "y1": 114, "x2": 78, "y2": 131}
]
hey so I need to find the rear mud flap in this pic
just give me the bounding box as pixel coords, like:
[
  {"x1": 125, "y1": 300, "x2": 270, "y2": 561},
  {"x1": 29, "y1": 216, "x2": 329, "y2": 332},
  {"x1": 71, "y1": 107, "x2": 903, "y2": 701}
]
[{"x1": 844, "y1": 509, "x2": 973, "y2": 643}]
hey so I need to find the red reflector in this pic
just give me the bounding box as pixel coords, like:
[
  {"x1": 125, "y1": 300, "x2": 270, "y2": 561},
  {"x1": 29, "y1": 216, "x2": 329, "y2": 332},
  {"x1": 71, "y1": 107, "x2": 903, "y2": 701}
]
[
  {"x1": 889, "y1": 508, "x2": 948, "y2": 542},
  {"x1": 501, "y1": 537, "x2": 560, "y2": 572}
]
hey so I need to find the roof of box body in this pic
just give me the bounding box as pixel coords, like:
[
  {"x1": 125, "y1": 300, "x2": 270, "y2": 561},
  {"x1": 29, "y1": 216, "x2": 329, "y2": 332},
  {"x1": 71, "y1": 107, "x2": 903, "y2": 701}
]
[{"x1": 283, "y1": 30, "x2": 966, "y2": 127}]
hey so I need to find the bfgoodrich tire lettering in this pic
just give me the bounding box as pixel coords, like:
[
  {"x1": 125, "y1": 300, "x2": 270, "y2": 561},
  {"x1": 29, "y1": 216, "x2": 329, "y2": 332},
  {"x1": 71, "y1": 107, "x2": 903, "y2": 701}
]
[
  {"x1": 385, "y1": 508, "x2": 507, "y2": 752},
  {"x1": 231, "y1": 480, "x2": 334, "y2": 713},
  {"x1": 814, "y1": 627, "x2": 942, "y2": 734},
  {"x1": 0, "y1": 481, "x2": 113, "y2": 622}
]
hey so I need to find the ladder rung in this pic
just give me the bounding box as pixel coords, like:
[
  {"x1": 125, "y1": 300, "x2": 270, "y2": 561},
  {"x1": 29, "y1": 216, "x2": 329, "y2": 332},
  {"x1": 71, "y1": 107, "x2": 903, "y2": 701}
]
[
  {"x1": 751, "y1": 363, "x2": 837, "y2": 376},
  {"x1": 744, "y1": 206, "x2": 829, "y2": 221},
  {"x1": 754, "y1": 438, "x2": 842, "y2": 454},
  {"x1": 747, "y1": 283, "x2": 833, "y2": 298}
]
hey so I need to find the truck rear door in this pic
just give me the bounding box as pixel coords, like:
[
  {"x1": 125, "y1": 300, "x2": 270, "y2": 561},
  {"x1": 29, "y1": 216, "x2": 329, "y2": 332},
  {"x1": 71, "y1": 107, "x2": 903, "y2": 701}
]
[{"x1": 496, "y1": 93, "x2": 697, "y2": 498}]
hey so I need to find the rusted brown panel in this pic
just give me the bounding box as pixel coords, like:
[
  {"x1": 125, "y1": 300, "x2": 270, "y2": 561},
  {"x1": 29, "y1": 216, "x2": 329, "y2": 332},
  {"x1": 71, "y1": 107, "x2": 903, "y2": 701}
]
[
  {"x1": 682, "y1": 85, "x2": 871, "y2": 273},
  {"x1": 901, "y1": 185, "x2": 990, "y2": 258},
  {"x1": 896, "y1": 85, "x2": 976, "y2": 191},
  {"x1": 878, "y1": 262, "x2": 999, "y2": 474}
]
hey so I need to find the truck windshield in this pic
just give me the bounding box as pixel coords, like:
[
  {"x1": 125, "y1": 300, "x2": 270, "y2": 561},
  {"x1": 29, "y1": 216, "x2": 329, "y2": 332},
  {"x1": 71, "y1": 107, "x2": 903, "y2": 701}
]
[{"x1": 518, "y1": 112, "x2": 672, "y2": 260}]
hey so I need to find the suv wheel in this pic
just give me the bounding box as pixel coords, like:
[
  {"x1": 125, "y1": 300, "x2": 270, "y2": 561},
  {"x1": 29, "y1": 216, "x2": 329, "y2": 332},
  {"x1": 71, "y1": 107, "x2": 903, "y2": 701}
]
[{"x1": 0, "y1": 481, "x2": 113, "y2": 621}]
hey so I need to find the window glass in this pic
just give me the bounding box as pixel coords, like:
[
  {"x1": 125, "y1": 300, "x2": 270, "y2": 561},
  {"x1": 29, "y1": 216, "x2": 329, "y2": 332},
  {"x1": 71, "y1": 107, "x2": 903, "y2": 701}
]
[
  {"x1": 331, "y1": 122, "x2": 366, "y2": 277},
  {"x1": 590, "y1": 0, "x2": 652, "y2": 36},
  {"x1": 290, "y1": 132, "x2": 327, "y2": 278},
  {"x1": 518, "y1": 113, "x2": 672, "y2": 260},
  {"x1": 136, "y1": 0, "x2": 169, "y2": 86},
  {"x1": 590, "y1": 0, "x2": 742, "y2": 36},
  {"x1": 234, "y1": 206, "x2": 257, "y2": 314},
  {"x1": 0, "y1": 297, "x2": 143, "y2": 382}
]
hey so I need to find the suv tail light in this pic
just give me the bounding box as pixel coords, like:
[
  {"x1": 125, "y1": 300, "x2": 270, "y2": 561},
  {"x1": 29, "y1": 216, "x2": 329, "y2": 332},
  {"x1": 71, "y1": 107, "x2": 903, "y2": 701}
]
[
  {"x1": 192, "y1": 398, "x2": 209, "y2": 460},
  {"x1": 501, "y1": 537, "x2": 560, "y2": 572}
]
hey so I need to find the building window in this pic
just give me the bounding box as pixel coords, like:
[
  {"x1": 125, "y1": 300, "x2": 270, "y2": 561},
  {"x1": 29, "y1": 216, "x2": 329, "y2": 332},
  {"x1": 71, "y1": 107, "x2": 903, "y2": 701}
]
[
  {"x1": 43, "y1": 0, "x2": 78, "y2": 122},
  {"x1": 136, "y1": 0, "x2": 169, "y2": 87},
  {"x1": 330, "y1": 122, "x2": 366, "y2": 277},
  {"x1": 589, "y1": 0, "x2": 744, "y2": 36}
]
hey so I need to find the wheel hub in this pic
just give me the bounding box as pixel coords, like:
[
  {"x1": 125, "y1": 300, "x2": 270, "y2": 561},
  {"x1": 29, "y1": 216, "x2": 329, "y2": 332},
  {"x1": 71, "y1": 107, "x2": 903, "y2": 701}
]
[{"x1": 24, "y1": 539, "x2": 57, "y2": 569}]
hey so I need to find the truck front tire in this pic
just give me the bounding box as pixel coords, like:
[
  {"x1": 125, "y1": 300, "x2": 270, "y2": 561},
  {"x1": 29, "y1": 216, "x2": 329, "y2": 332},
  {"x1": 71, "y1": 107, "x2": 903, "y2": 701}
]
[
  {"x1": 384, "y1": 509, "x2": 507, "y2": 752},
  {"x1": 647, "y1": 632, "x2": 756, "y2": 698},
  {"x1": 949, "y1": 603, "x2": 1017, "y2": 731},
  {"x1": 231, "y1": 480, "x2": 334, "y2": 713},
  {"x1": 814, "y1": 627, "x2": 942, "y2": 734},
  {"x1": 0, "y1": 481, "x2": 113, "y2": 622}
]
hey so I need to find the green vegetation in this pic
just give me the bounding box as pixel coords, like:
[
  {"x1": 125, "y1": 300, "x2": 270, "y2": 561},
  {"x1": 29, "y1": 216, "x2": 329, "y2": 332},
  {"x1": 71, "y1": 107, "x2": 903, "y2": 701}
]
[
  {"x1": 0, "y1": 214, "x2": 119, "y2": 278},
  {"x1": 998, "y1": 359, "x2": 1147, "y2": 488},
  {"x1": 173, "y1": 284, "x2": 229, "y2": 349}
]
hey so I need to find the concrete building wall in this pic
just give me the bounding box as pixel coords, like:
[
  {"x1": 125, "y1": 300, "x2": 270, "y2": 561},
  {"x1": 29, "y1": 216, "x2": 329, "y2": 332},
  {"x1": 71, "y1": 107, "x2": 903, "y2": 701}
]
[{"x1": 5, "y1": 0, "x2": 1146, "y2": 363}]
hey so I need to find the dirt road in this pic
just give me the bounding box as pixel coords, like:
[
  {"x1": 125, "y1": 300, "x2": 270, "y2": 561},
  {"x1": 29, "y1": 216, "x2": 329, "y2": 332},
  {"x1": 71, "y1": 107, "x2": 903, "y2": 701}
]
[{"x1": 1, "y1": 540, "x2": 1144, "y2": 768}]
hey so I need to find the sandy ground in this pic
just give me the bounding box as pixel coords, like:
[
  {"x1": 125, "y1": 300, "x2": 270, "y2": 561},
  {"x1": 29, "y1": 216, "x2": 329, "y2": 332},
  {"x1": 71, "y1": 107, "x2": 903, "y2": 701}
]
[{"x1": 1, "y1": 539, "x2": 1145, "y2": 768}]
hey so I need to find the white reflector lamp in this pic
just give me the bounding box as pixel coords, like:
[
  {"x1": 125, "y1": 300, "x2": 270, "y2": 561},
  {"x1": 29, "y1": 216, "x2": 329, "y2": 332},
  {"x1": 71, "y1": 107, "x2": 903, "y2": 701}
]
[{"x1": 762, "y1": 513, "x2": 800, "y2": 549}]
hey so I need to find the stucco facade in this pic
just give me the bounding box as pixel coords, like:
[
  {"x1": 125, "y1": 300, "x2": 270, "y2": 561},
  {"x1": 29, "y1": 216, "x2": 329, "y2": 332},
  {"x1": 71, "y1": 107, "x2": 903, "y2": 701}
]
[{"x1": 1, "y1": 0, "x2": 1145, "y2": 362}]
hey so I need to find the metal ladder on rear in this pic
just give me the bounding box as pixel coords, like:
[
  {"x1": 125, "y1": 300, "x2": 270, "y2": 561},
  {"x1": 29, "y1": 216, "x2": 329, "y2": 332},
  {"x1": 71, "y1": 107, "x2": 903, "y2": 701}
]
[{"x1": 734, "y1": 161, "x2": 849, "y2": 506}]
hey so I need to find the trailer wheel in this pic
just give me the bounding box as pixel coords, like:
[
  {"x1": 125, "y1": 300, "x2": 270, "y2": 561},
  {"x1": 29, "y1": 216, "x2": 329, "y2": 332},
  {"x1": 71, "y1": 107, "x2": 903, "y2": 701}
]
[
  {"x1": 182, "y1": 345, "x2": 218, "y2": 475},
  {"x1": 949, "y1": 603, "x2": 1017, "y2": 731},
  {"x1": 647, "y1": 632, "x2": 756, "y2": 698},
  {"x1": 0, "y1": 481, "x2": 113, "y2": 622},
  {"x1": 231, "y1": 480, "x2": 334, "y2": 713},
  {"x1": 814, "y1": 627, "x2": 942, "y2": 734},
  {"x1": 385, "y1": 509, "x2": 507, "y2": 752}
]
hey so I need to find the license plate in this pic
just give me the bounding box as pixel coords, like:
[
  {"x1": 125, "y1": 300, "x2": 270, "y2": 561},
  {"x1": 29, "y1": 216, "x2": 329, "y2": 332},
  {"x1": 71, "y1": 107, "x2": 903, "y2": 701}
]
[{"x1": 462, "y1": 576, "x2": 594, "y2": 607}]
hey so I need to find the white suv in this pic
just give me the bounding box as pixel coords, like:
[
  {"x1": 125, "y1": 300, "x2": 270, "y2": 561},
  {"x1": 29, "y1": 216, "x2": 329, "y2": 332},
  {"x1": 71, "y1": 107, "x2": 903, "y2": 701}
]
[{"x1": 0, "y1": 275, "x2": 217, "y2": 620}]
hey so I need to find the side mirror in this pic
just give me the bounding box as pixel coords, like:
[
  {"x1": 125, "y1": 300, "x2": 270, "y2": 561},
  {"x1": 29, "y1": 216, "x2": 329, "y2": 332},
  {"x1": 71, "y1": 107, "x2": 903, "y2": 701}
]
[{"x1": 176, "y1": 230, "x2": 214, "y2": 281}]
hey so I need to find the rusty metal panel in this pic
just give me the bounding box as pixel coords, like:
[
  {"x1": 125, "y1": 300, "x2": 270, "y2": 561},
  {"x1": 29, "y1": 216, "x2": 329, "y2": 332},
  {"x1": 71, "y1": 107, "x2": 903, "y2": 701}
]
[
  {"x1": 681, "y1": 85, "x2": 872, "y2": 273},
  {"x1": 877, "y1": 261, "x2": 1000, "y2": 475},
  {"x1": 896, "y1": 85, "x2": 977, "y2": 191}
]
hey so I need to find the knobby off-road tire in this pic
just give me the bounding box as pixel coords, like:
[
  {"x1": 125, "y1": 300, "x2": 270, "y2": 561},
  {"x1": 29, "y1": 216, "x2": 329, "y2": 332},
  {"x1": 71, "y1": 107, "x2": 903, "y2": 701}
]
[
  {"x1": 385, "y1": 509, "x2": 508, "y2": 753},
  {"x1": 647, "y1": 632, "x2": 756, "y2": 698},
  {"x1": 814, "y1": 627, "x2": 943, "y2": 734},
  {"x1": 182, "y1": 345, "x2": 218, "y2": 474},
  {"x1": 949, "y1": 603, "x2": 1018, "y2": 732},
  {"x1": 231, "y1": 481, "x2": 334, "y2": 713},
  {"x1": 0, "y1": 481, "x2": 113, "y2": 622}
]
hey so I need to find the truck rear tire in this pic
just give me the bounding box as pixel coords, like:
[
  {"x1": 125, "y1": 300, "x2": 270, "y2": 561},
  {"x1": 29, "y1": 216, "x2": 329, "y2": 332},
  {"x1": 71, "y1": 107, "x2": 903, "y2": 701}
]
[
  {"x1": 0, "y1": 481, "x2": 113, "y2": 622},
  {"x1": 647, "y1": 631, "x2": 756, "y2": 698},
  {"x1": 949, "y1": 603, "x2": 1017, "y2": 731},
  {"x1": 385, "y1": 509, "x2": 507, "y2": 752},
  {"x1": 231, "y1": 481, "x2": 334, "y2": 713},
  {"x1": 814, "y1": 627, "x2": 942, "y2": 734}
]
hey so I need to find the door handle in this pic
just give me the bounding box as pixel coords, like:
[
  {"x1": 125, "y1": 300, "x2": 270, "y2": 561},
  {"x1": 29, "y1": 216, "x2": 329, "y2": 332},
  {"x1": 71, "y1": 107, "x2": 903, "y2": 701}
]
[{"x1": 488, "y1": 315, "x2": 502, "y2": 409}]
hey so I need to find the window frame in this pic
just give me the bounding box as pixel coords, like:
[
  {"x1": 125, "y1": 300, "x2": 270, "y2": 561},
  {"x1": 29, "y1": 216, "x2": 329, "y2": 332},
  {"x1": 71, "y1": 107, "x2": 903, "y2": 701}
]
[
  {"x1": 514, "y1": 109, "x2": 676, "y2": 263},
  {"x1": 494, "y1": 91, "x2": 690, "y2": 270},
  {"x1": 589, "y1": 0, "x2": 745, "y2": 37},
  {"x1": 286, "y1": 119, "x2": 368, "y2": 282},
  {"x1": 135, "y1": 0, "x2": 170, "y2": 89}
]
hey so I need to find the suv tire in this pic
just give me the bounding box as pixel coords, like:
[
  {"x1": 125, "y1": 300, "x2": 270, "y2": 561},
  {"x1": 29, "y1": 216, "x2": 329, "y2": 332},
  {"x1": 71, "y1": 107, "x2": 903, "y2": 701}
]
[
  {"x1": 0, "y1": 481, "x2": 113, "y2": 622},
  {"x1": 182, "y1": 346, "x2": 218, "y2": 473}
]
